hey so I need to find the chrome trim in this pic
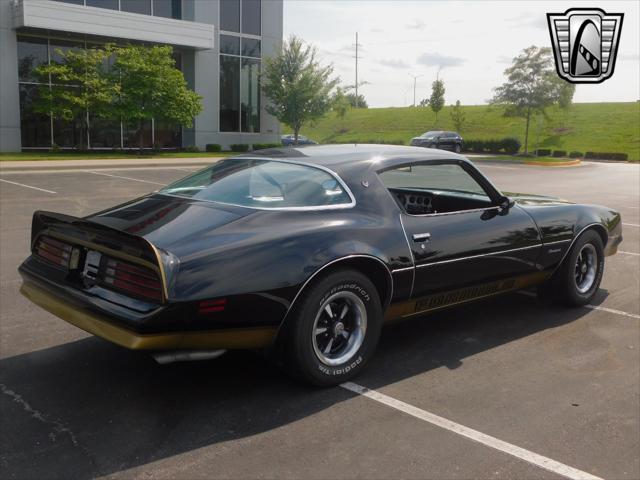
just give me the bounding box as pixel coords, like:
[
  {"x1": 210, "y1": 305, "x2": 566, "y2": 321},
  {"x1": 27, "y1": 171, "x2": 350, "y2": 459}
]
[
  {"x1": 416, "y1": 243, "x2": 542, "y2": 268},
  {"x1": 398, "y1": 214, "x2": 416, "y2": 297},
  {"x1": 541, "y1": 238, "x2": 572, "y2": 246},
  {"x1": 392, "y1": 266, "x2": 414, "y2": 273},
  {"x1": 159, "y1": 157, "x2": 357, "y2": 212},
  {"x1": 407, "y1": 206, "x2": 500, "y2": 218},
  {"x1": 273, "y1": 254, "x2": 394, "y2": 345}
]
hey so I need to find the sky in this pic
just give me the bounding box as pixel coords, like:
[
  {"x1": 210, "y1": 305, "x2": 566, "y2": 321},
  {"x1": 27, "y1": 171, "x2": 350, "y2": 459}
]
[{"x1": 283, "y1": 0, "x2": 640, "y2": 108}]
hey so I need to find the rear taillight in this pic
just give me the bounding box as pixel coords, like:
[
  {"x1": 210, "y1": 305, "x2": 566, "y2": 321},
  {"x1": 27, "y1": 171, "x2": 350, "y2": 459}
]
[
  {"x1": 198, "y1": 299, "x2": 226, "y2": 314},
  {"x1": 35, "y1": 236, "x2": 72, "y2": 268},
  {"x1": 103, "y1": 258, "x2": 163, "y2": 303}
]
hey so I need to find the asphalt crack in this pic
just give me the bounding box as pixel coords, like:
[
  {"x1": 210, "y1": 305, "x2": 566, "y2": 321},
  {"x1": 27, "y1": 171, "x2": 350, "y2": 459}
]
[{"x1": 0, "y1": 382, "x2": 102, "y2": 475}]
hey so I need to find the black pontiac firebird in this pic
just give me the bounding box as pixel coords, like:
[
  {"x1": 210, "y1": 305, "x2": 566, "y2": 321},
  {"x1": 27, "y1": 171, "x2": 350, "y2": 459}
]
[{"x1": 19, "y1": 145, "x2": 623, "y2": 386}]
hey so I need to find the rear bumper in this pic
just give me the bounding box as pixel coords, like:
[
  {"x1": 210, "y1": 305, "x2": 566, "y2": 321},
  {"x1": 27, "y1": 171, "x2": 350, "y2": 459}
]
[{"x1": 21, "y1": 281, "x2": 276, "y2": 350}]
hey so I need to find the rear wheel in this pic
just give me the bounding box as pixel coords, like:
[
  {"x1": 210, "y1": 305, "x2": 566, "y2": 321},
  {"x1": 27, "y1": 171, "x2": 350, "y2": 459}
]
[
  {"x1": 542, "y1": 230, "x2": 604, "y2": 306},
  {"x1": 283, "y1": 269, "x2": 382, "y2": 386},
  {"x1": 454, "y1": 144, "x2": 462, "y2": 153}
]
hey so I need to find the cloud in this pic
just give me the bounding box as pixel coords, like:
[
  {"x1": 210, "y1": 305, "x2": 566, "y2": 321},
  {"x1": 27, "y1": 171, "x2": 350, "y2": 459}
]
[
  {"x1": 417, "y1": 52, "x2": 465, "y2": 68},
  {"x1": 378, "y1": 58, "x2": 411, "y2": 69},
  {"x1": 505, "y1": 12, "x2": 547, "y2": 30},
  {"x1": 406, "y1": 19, "x2": 426, "y2": 30},
  {"x1": 370, "y1": 27, "x2": 384, "y2": 33},
  {"x1": 497, "y1": 55, "x2": 514, "y2": 64},
  {"x1": 620, "y1": 53, "x2": 640, "y2": 62}
]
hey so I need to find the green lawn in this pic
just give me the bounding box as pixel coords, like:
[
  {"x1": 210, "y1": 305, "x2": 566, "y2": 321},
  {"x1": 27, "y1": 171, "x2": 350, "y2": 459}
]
[
  {"x1": 298, "y1": 102, "x2": 640, "y2": 161},
  {"x1": 0, "y1": 152, "x2": 229, "y2": 161}
]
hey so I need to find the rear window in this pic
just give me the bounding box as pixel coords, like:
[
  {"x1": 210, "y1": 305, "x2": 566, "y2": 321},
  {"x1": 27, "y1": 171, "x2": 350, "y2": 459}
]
[{"x1": 160, "y1": 158, "x2": 353, "y2": 209}]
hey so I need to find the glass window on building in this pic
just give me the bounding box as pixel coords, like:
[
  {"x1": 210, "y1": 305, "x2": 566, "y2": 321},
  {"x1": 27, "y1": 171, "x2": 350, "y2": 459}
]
[
  {"x1": 220, "y1": 0, "x2": 240, "y2": 32},
  {"x1": 51, "y1": 0, "x2": 84, "y2": 4},
  {"x1": 154, "y1": 120, "x2": 182, "y2": 148},
  {"x1": 86, "y1": 0, "x2": 119, "y2": 10},
  {"x1": 124, "y1": 120, "x2": 153, "y2": 148},
  {"x1": 52, "y1": 88, "x2": 86, "y2": 148},
  {"x1": 153, "y1": 0, "x2": 181, "y2": 19},
  {"x1": 121, "y1": 0, "x2": 152, "y2": 15},
  {"x1": 220, "y1": 35, "x2": 240, "y2": 56},
  {"x1": 89, "y1": 115, "x2": 122, "y2": 148},
  {"x1": 242, "y1": 0, "x2": 261, "y2": 36},
  {"x1": 241, "y1": 38, "x2": 260, "y2": 58},
  {"x1": 240, "y1": 58, "x2": 260, "y2": 133},
  {"x1": 19, "y1": 85, "x2": 51, "y2": 148},
  {"x1": 17, "y1": 36, "x2": 49, "y2": 83},
  {"x1": 220, "y1": 56, "x2": 240, "y2": 132}
]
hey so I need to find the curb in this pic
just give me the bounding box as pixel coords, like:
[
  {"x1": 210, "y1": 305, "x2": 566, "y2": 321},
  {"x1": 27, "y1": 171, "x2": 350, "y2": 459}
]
[
  {"x1": 524, "y1": 159, "x2": 582, "y2": 167},
  {"x1": 0, "y1": 158, "x2": 222, "y2": 172}
]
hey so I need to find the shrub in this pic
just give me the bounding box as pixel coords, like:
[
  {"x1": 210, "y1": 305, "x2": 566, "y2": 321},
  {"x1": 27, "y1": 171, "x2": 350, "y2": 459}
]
[
  {"x1": 251, "y1": 143, "x2": 281, "y2": 150},
  {"x1": 501, "y1": 137, "x2": 521, "y2": 154},
  {"x1": 569, "y1": 151, "x2": 583, "y2": 158},
  {"x1": 49, "y1": 143, "x2": 62, "y2": 153},
  {"x1": 484, "y1": 139, "x2": 502, "y2": 153},
  {"x1": 585, "y1": 152, "x2": 628, "y2": 161},
  {"x1": 183, "y1": 145, "x2": 200, "y2": 153},
  {"x1": 552, "y1": 150, "x2": 567, "y2": 157},
  {"x1": 206, "y1": 143, "x2": 222, "y2": 152},
  {"x1": 230, "y1": 144, "x2": 250, "y2": 152},
  {"x1": 535, "y1": 149, "x2": 551, "y2": 157}
]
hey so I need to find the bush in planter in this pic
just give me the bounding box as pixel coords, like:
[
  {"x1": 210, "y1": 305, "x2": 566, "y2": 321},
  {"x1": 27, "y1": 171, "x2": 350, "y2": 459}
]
[
  {"x1": 230, "y1": 144, "x2": 250, "y2": 152},
  {"x1": 569, "y1": 151, "x2": 583, "y2": 158},
  {"x1": 206, "y1": 144, "x2": 222, "y2": 152},
  {"x1": 251, "y1": 143, "x2": 281, "y2": 150},
  {"x1": 552, "y1": 150, "x2": 567, "y2": 157},
  {"x1": 535, "y1": 149, "x2": 551, "y2": 157},
  {"x1": 501, "y1": 137, "x2": 521, "y2": 154},
  {"x1": 585, "y1": 152, "x2": 628, "y2": 161},
  {"x1": 183, "y1": 145, "x2": 200, "y2": 153}
]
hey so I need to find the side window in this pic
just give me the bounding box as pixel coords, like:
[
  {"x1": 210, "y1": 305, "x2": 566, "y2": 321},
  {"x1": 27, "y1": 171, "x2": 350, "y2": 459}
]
[{"x1": 378, "y1": 163, "x2": 493, "y2": 215}]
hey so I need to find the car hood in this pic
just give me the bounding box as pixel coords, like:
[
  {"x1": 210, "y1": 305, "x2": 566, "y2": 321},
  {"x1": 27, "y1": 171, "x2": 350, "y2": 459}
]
[{"x1": 504, "y1": 192, "x2": 574, "y2": 206}]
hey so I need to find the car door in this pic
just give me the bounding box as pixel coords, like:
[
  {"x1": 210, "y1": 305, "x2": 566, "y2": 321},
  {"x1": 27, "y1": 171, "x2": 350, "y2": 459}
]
[{"x1": 380, "y1": 161, "x2": 542, "y2": 299}]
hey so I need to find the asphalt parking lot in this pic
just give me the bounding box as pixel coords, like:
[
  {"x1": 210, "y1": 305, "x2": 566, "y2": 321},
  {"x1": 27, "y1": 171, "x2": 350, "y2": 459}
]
[{"x1": 0, "y1": 159, "x2": 638, "y2": 480}]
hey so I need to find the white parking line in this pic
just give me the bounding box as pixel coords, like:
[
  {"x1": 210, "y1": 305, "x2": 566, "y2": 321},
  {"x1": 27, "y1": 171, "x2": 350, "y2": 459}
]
[
  {"x1": 341, "y1": 382, "x2": 603, "y2": 480},
  {"x1": 622, "y1": 223, "x2": 639, "y2": 227},
  {"x1": 0, "y1": 178, "x2": 56, "y2": 194},
  {"x1": 517, "y1": 291, "x2": 639, "y2": 318},
  {"x1": 83, "y1": 170, "x2": 164, "y2": 186},
  {"x1": 619, "y1": 251, "x2": 640, "y2": 256}
]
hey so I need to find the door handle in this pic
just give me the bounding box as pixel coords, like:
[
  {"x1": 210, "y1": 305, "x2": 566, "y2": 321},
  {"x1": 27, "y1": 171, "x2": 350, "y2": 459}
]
[{"x1": 413, "y1": 232, "x2": 431, "y2": 242}]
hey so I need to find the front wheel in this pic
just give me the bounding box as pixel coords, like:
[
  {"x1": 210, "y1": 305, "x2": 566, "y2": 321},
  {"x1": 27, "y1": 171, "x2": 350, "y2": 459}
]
[
  {"x1": 543, "y1": 230, "x2": 604, "y2": 306},
  {"x1": 454, "y1": 144, "x2": 462, "y2": 153},
  {"x1": 283, "y1": 269, "x2": 382, "y2": 386}
]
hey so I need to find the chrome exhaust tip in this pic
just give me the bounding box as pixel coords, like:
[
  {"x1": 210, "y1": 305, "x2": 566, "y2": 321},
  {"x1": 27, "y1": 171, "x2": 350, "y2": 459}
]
[{"x1": 152, "y1": 349, "x2": 227, "y2": 365}]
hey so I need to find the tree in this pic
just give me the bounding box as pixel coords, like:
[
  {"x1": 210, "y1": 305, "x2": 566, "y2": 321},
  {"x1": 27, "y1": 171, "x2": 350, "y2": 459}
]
[
  {"x1": 345, "y1": 92, "x2": 368, "y2": 108},
  {"x1": 34, "y1": 45, "x2": 117, "y2": 150},
  {"x1": 450, "y1": 100, "x2": 466, "y2": 132},
  {"x1": 428, "y1": 79, "x2": 445, "y2": 122},
  {"x1": 332, "y1": 87, "x2": 350, "y2": 119},
  {"x1": 491, "y1": 46, "x2": 570, "y2": 154},
  {"x1": 112, "y1": 45, "x2": 202, "y2": 151},
  {"x1": 261, "y1": 35, "x2": 338, "y2": 145}
]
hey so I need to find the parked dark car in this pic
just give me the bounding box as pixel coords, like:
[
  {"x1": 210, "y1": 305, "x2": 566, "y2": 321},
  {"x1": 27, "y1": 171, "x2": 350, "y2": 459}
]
[
  {"x1": 19, "y1": 145, "x2": 622, "y2": 386},
  {"x1": 281, "y1": 134, "x2": 317, "y2": 146},
  {"x1": 410, "y1": 130, "x2": 463, "y2": 152}
]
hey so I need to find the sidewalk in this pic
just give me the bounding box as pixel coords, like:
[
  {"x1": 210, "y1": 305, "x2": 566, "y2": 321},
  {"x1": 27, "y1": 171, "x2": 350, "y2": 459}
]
[{"x1": 0, "y1": 156, "x2": 222, "y2": 172}]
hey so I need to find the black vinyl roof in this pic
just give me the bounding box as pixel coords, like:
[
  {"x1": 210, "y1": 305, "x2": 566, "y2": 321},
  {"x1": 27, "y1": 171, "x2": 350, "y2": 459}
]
[{"x1": 242, "y1": 144, "x2": 468, "y2": 178}]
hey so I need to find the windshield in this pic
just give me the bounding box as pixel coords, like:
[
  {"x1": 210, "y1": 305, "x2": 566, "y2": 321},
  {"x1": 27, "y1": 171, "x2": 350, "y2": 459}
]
[
  {"x1": 419, "y1": 132, "x2": 439, "y2": 139},
  {"x1": 160, "y1": 158, "x2": 353, "y2": 209}
]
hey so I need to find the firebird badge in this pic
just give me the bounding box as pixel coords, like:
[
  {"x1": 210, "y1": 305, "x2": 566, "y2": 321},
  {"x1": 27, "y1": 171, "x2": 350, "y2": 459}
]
[{"x1": 547, "y1": 8, "x2": 623, "y2": 84}]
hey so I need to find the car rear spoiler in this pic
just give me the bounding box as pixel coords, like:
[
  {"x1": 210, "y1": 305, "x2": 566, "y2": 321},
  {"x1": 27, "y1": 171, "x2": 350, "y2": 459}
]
[{"x1": 30, "y1": 211, "x2": 170, "y2": 302}]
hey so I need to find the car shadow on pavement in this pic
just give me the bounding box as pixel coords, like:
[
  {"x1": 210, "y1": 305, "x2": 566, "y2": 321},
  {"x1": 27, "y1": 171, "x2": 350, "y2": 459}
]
[{"x1": 0, "y1": 290, "x2": 608, "y2": 479}]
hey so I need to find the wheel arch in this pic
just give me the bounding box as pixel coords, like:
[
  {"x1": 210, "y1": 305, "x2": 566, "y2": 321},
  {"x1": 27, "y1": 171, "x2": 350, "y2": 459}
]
[
  {"x1": 272, "y1": 254, "x2": 393, "y2": 348},
  {"x1": 553, "y1": 222, "x2": 608, "y2": 275}
]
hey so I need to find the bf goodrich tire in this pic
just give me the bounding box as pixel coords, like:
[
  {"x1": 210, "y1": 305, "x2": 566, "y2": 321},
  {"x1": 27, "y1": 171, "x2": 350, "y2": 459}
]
[
  {"x1": 284, "y1": 269, "x2": 383, "y2": 386},
  {"x1": 548, "y1": 230, "x2": 605, "y2": 307}
]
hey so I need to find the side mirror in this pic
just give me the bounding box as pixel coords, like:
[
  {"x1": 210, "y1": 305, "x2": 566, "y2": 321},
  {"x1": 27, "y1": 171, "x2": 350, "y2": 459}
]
[{"x1": 498, "y1": 195, "x2": 515, "y2": 211}]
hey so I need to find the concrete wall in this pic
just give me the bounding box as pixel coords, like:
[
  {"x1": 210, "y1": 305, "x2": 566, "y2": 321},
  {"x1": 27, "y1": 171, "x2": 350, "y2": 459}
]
[{"x1": 0, "y1": 0, "x2": 21, "y2": 152}]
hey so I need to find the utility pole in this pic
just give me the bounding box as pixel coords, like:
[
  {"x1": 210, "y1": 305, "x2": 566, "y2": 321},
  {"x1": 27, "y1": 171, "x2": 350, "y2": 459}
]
[
  {"x1": 409, "y1": 73, "x2": 423, "y2": 107},
  {"x1": 354, "y1": 32, "x2": 360, "y2": 108}
]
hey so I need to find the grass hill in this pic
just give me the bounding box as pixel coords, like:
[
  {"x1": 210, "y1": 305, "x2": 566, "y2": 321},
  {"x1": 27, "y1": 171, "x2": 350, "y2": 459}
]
[{"x1": 296, "y1": 102, "x2": 640, "y2": 160}]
